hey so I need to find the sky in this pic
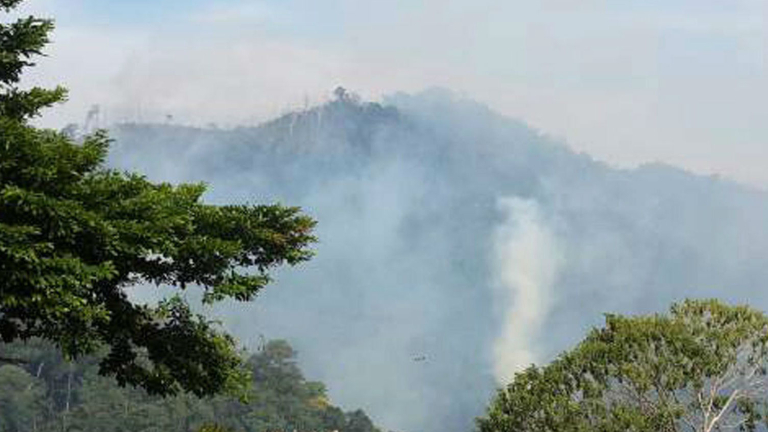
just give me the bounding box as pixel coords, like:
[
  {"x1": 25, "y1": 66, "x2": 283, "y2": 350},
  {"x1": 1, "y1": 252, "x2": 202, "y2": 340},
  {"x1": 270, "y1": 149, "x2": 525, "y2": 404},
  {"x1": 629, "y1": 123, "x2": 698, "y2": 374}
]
[{"x1": 12, "y1": 0, "x2": 768, "y2": 187}]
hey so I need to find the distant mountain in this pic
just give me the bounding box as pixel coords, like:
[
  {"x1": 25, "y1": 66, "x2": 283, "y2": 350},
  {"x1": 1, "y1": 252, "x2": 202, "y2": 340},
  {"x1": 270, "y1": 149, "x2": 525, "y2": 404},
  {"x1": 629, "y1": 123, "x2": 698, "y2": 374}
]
[{"x1": 107, "y1": 89, "x2": 768, "y2": 432}]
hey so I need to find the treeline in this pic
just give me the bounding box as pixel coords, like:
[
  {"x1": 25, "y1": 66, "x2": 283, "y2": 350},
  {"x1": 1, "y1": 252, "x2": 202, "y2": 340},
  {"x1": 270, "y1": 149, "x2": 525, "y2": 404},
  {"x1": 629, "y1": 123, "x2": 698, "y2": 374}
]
[{"x1": 0, "y1": 339, "x2": 378, "y2": 432}]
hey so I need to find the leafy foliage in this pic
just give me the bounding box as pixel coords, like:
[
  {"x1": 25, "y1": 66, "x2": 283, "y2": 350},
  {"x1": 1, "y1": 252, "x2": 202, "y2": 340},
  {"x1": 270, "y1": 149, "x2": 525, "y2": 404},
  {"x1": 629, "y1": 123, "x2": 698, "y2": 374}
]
[
  {"x1": 0, "y1": 0, "x2": 316, "y2": 397},
  {"x1": 0, "y1": 365, "x2": 46, "y2": 431},
  {"x1": 477, "y1": 299, "x2": 768, "y2": 432},
  {"x1": 0, "y1": 339, "x2": 378, "y2": 432}
]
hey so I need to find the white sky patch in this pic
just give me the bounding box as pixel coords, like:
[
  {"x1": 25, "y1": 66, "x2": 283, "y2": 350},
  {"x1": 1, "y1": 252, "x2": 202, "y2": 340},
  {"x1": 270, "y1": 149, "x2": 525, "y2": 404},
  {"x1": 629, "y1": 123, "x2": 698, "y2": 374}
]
[
  {"x1": 27, "y1": 32, "x2": 352, "y2": 127},
  {"x1": 187, "y1": 1, "x2": 276, "y2": 25},
  {"x1": 22, "y1": 25, "x2": 150, "y2": 128},
  {"x1": 492, "y1": 198, "x2": 563, "y2": 384}
]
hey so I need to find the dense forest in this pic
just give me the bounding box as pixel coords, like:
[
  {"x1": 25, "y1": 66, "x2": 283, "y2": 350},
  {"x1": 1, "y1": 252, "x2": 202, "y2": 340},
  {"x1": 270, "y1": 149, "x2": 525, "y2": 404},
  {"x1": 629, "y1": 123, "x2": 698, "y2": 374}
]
[{"x1": 0, "y1": 339, "x2": 378, "y2": 432}]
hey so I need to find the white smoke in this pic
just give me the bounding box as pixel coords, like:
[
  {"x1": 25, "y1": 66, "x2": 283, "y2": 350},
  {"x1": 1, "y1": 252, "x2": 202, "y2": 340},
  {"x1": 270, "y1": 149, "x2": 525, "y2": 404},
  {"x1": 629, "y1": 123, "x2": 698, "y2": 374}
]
[{"x1": 492, "y1": 197, "x2": 563, "y2": 384}]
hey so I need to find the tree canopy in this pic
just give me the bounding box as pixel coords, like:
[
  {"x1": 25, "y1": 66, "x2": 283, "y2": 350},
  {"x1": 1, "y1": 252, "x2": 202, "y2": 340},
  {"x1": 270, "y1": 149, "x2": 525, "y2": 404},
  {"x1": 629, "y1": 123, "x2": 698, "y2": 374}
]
[
  {"x1": 0, "y1": 0, "x2": 316, "y2": 397},
  {"x1": 0, "y1": 338, "x2": 379, "y2": 432},
  {"x1": 477, "y1": 299, "x2": 768, "y2": 432}
]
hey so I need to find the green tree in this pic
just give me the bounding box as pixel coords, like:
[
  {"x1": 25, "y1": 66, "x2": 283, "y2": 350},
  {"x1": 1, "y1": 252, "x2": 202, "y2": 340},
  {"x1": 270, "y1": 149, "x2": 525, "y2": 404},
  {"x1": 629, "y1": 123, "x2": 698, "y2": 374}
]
[
  {"x1": 0, "y1": 338, "x2": 380, "y2": 432},
  {"x1": 344, "y1": 409, "x2": 378, "y2": 432},
  {"x1": 0, "y1": 365, "x2": 47, "y2": 432},
  {"x1": 0, "y1": 0, "x2": 316, "y2": 398},
  {"x1": 478, "y1": 299, "x2": 768, "y2": 432},
  {"x1": 240, "y1": 340, "x2": 333, "y2": 432}
]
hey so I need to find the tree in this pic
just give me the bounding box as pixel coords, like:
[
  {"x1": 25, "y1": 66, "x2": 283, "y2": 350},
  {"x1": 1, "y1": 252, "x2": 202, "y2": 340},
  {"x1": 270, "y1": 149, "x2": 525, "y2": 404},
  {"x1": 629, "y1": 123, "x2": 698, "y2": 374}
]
[
  {"x1": 344, "y1": 409, "x2": 378, "y2": 432},
  {"x1": 0, "y1": 0, "x2": 316, "y2": 398},
  {"x1": 0, "y1": 365, "x2": 47, "y2": 432},
  {"x1": 477, "y1": 299, "x2": 768, "y2": 432},
  {"x1": 0, "y1": 338, "x2": 380, "y2": 432},
  {"x1": 240, "y1": 340, "x2": 336, "y2": 432}
]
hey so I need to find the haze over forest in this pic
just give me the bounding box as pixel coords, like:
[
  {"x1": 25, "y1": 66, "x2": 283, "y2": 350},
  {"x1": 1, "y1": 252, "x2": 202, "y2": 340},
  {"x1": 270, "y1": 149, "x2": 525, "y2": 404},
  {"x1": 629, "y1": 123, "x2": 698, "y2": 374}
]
[
  {"x1": 3, "y1": 1, "x2": 767, "y2": 431},
  {"x1": 24, "y1": 0, "x2": 768, "y2": 187},
  {"x1": 99, "y1": 89, "x2": 768, "y2": 432}
]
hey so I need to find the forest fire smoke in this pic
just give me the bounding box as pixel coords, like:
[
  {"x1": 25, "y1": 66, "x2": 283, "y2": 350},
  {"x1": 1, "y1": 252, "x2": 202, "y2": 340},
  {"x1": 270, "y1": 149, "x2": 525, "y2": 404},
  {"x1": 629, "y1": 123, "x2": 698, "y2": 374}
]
[{"x1": 492, "y1": 197, "x2": 562, "y2": 384}]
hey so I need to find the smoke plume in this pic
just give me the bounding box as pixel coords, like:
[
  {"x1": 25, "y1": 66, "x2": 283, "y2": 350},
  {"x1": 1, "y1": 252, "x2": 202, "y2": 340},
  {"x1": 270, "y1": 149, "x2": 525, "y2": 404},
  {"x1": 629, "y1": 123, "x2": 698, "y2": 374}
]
[{"x1": 492, "y1": 197, "x2": 562, "y2": 384}]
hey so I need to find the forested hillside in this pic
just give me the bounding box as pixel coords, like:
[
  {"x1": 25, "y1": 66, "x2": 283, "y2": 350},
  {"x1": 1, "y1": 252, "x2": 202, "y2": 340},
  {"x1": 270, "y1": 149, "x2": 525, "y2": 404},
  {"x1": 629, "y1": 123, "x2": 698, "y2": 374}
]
[
  {"x1": 0, "y1": 339, "x2": 377, "y2": 432},
  {"x1": 107, "y1": 89, "x2": 768, "y2": 432}
]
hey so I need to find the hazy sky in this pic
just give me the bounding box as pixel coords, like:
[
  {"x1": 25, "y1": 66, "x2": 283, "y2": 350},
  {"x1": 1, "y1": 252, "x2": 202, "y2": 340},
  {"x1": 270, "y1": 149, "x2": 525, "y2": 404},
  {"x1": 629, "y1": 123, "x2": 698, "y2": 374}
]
[{"x1": 16, "y1": 0, "x2": 768, "y2": 187}]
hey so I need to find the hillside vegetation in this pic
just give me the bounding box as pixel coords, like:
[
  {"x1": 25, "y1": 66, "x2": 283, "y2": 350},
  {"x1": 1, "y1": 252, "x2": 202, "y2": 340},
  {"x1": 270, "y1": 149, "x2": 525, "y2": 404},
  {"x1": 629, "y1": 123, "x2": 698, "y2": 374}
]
[{"x1": 0, "y1": 339, "x2": 378, "y2": 432}]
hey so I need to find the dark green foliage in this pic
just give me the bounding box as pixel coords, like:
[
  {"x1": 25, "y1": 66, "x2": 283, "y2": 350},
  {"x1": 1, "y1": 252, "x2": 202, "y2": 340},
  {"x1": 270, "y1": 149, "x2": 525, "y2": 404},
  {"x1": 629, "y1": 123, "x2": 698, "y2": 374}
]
[
  {"x1": 0, "y1": 365, "x2": 46, "y2": 431},
  {"x1": 477, "y1": 299, "x2": 768, "y2": 432},
  {"x1": 344, "y1": 409, "x2": 379, "y2": 432},
  {"x1": 0, "y1": 0, "x2": 316, "y2": 397},
  {"x1": 0, "y1": 1, "x2": 65, "y2": 120},
  {"x1": 198, "y1": 426, "x2": 236, "y2": 432},
  {"x1": 0, "y1": 339, "x2": 378, "y2": 432}
]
